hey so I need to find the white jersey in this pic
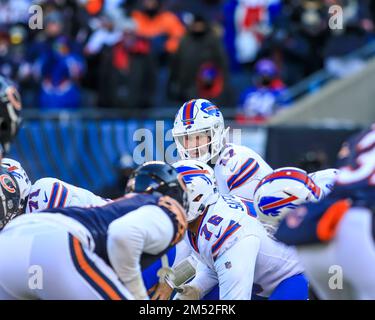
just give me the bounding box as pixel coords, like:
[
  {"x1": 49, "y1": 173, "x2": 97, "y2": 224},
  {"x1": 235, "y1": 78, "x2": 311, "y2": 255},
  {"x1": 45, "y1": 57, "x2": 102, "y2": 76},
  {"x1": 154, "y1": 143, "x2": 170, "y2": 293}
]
[
  {"x1": 309, "y1": 168, "x2": 339, "y2": 199},
  {"x1": 187, "y1": 195, "x2": 304, "y2": 299},
  {"x1": 26, "y1": 177, "x2": 109, "y2": 213},
  {"x1": 214, "y1": 143, "x2": 273, "y2": 201}
]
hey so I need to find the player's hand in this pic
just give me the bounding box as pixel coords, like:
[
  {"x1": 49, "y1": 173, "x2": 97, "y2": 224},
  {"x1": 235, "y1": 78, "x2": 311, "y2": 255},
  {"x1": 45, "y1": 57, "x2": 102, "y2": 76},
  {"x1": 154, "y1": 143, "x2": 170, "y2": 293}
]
[
  {"x1": 151, "y1": 282, "x2": 174, "y2": 300},
  {"x1": 173, "y1": 285, "x2": 200, "y2": 300}
]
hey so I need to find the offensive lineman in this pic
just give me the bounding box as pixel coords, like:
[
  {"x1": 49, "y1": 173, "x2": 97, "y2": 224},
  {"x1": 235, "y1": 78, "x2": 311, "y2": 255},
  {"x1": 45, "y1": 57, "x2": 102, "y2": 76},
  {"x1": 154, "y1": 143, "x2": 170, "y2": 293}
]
[
  {"x1": 170, "y1": 160, "x2": 308, "y2": 300},
  {"x1": 1, "y1": 158, "x2": 108, "y2": 217}
]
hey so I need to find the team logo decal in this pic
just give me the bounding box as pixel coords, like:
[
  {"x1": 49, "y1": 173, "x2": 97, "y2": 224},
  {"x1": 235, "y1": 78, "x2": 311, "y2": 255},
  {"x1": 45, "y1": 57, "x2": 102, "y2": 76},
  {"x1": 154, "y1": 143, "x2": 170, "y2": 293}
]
[
  {"x1": 176, "y1": 166, "x2": 212, "y2": 185},
  {"x1": 0, "y1": 174, "x2": 16, "y2": 193},
  {"x1": 200, "y1": 101, "x2": 220, "y2": 117},
  {"x1": 258, "y1": 196, "x2": 298, "y2": 217}
]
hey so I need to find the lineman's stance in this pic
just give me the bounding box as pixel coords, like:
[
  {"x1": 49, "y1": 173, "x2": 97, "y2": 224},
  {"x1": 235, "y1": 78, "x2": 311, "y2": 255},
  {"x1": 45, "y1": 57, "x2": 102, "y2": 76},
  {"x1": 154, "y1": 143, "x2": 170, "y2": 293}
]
[
  {"x1": 172, "y1": 161, "x2": 307, "y2": 300},
  {"x1": 0, "y1": 162, "x2": 188, "y2": 300}
]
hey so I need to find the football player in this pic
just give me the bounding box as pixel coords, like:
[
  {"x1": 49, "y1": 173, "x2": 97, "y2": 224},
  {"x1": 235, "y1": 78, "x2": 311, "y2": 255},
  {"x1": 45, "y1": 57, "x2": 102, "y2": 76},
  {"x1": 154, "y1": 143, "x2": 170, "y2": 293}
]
[
  {"x1": 0, "y1": 161, "x2": 188, "y2": 300},
  {"x1": 253, "y1": 167, "x2": 339, "y2": 233},
  {"x1": 172, "y1": 98, "x2": 272, "y2": 200},
  {"x1": 166, "y1": 160, "x2": 309, "y2": 300},
  {"x1": 1, "y1": 158, "x2": 108, "y2": 217},
  {"x1": 275, "y1": 124, "x2": 375, "y2": 299},
  {"x1": 172, "y1": 98, "x2": 338, "y2": 230}
]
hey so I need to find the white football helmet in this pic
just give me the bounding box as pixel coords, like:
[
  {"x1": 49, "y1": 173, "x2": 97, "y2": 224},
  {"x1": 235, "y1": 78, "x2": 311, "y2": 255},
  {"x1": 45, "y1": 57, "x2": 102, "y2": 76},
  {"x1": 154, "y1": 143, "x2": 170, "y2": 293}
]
[
  {"x1": 1, "y1": 158, "x2": 32, "y2": 212},
  {"x1": 173, "y1": 160, "x2": 219, "y2": 222},
  {"x1": 253, "y1": 167, "x2": 322, "y2": 226},
  {"x1": 172, "y1": 99, "x2": 229, "y2": 163}
]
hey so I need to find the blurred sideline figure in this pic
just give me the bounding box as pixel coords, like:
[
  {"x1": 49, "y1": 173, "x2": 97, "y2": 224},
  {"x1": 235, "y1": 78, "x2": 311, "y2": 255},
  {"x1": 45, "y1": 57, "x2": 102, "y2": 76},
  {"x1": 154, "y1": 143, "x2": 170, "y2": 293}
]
[{"x1": 275, "y1": 124, "x2": 375, "y2": 299}]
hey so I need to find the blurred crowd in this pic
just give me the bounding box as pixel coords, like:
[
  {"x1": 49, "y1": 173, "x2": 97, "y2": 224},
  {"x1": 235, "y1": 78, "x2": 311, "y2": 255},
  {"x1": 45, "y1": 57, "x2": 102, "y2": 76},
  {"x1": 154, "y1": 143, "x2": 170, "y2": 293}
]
[{"x1": 1, "y1": 0, "x2": 375, "y2": 122}]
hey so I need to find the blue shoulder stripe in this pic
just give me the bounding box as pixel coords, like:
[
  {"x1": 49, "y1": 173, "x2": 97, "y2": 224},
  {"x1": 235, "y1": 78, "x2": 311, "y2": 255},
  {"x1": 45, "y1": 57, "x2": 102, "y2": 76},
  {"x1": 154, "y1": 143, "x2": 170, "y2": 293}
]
[{"x1": 47, "y1": 182, "x2": 60, "y2": 208}]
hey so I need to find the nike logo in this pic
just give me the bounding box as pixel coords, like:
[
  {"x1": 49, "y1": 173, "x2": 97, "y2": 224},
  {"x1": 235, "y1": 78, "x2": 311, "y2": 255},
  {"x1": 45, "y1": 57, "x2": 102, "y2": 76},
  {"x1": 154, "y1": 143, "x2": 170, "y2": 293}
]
[
  {"x1": 214, "y1": 227, "x2": 222, "y2": 239},
  {"x1": 43, "y1": 192, "x2": 48, "y2": 203},
  {"x1": 230, "y1": 161, "x2": 238, "y2": 173}
]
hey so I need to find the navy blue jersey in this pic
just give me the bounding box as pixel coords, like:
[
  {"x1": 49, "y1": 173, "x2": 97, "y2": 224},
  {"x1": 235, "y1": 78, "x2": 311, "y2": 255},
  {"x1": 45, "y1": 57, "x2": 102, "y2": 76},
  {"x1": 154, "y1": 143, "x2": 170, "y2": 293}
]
[
  {"x1": 333, "y1": 125, "x2": 375, "y2": 203},
  {"x1": 40, "y1": 194, "x2": 180, "y2": 268},
  {"x1": 275, "y1": 195, "x2": 343, "y2": 245}
]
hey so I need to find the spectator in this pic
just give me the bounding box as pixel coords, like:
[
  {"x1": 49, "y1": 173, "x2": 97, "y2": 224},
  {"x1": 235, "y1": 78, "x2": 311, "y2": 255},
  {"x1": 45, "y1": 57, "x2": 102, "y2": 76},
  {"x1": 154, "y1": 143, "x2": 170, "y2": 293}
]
[
  {"x1": 108, "y1": 20, "x2": 156, "y2": 110},
  {"x1": 223, "y1": 0, "x2": 282, "y2": 71},
  {"x1": 32, "y1": 11, "x2": 85, "y2": 110},
  {"x1": 259, "y1": 0, "x2": 329, "y2": 86},
  {"x1": 236, "y1": 58, "x2": 287, "y2": 124},
  {"x1": 168, "y1": 13, "x2": 231, "y2": 106},
  {"x1": 0, "y1": 25, "x2": 34, "y2": 108},
  {"x1": 83, "y1": 13, "x2": 122, "y2": 107},
  {"x1": 0, "y1": 0, "x2": 30, "y2": 26},
  {"x1": 0, "y1": 29, "x2": 14, "y2": 78},
  {"x1": 131, "y1": 0, "x2": 185, "y2": 57}
]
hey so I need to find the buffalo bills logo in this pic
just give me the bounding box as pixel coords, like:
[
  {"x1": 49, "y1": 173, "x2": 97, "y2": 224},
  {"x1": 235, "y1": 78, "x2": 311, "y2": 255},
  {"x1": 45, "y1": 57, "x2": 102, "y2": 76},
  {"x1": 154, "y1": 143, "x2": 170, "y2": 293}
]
[
  {"x1": 258, "y1": 196, "x2": 298, "y2": 217},
  {"x1": 176, "y1": 166, "x2": 212, "y2": 185},
  {"x1": 201, "y1": 101, "x2": 220, "y2": 117}
]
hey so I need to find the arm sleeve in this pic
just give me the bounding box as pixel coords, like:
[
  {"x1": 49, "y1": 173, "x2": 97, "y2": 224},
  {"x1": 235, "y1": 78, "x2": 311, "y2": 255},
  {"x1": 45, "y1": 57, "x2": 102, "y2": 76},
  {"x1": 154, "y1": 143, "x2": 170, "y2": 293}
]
[
  {"x1": 214, "y1": 235, "x2": 260, "y2": 300},
  {"x1": 172, "y1": 236, "x2": 192, "y2": 268},
  {"x1": 107, "y1": 205, "x2": 174, "y2": 300},
  {"x1": 188, "y1": 260, "x2": 219, "y2": 298}
]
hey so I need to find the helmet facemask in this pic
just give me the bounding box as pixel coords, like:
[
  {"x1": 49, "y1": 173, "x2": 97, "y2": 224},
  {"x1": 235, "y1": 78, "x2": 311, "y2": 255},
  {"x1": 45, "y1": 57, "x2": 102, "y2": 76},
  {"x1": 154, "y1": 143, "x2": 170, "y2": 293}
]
[
  {"x1": 184, "y1": 175, "x2": 219, "y2": 222},
  {"x1": 174, "y1": 122, "x2": 227, "y2": 164}
]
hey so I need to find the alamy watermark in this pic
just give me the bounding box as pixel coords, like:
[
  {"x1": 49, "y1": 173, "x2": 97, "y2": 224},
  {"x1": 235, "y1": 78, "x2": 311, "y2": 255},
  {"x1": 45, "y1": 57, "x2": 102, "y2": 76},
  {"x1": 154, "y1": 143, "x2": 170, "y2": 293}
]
[
  {"x1": 26, "y1": 5, "x2": 344, "y2": 32},
  {"x1": 328, "y1": 5, "x2": 343, "y2": 30},
  {"x1": 28, "y1": 265, "x2": 43, "y2": 290},
  {"x1": 328, "y1": 265, "x2": 343, "y2": 290},
  {"x1": 28, "y1": 5, "x2": 43, "y2": 30},
  {"x1": 131, "y1": 120, "x2": 243, "y2": 166}
]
